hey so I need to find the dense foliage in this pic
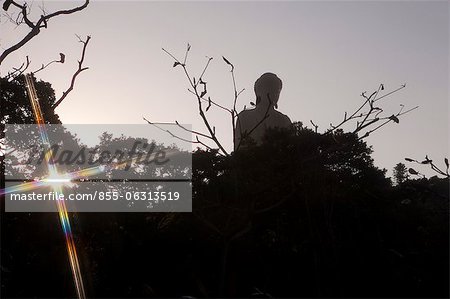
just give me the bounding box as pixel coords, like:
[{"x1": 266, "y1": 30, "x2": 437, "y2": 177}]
[{"x1": 0, "y1": 75, "x2": 61, "y2": 126}]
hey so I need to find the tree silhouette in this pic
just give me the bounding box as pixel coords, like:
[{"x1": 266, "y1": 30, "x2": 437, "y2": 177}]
[
  {"x1": 135, "y1": 45, "x2": 448, "y2": 297},
  {"x1": 1, "y1": 38, "x2": 448, "y2": 298},
  {"x1": 1, "y1": 75, "x2": 61, "y2": 187},
  {"x1": 393, "y1": 162, "x2": 409, "y2": 185}
]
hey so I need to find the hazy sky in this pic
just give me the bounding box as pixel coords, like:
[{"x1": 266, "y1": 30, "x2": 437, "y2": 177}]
[{"x1": 1, "y1": 1, "x2": 448, "y2": 177}]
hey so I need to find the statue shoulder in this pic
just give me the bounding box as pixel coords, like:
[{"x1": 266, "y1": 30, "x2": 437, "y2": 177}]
[
  {"x1": 273, "y1": 110, "x2": 292, "y2": 126},
  {"x1": 237, "y1": 108, "x2": 255, "y2": 119}
]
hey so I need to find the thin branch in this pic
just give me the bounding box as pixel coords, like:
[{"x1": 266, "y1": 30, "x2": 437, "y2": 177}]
[
  {"x1": 187, "y1": 89, "x2": 231, "y2": 113},
  {"x1": 310, "y1": 120, "x2": 319, "y2": 133},
  {"x1": 175, "y1": 120, "x2": 211, "y2": 140},
  {"x1": 143, "y1": 117, "x2": 220, "y2": 154},
  {"x1": 183, "y1": 43, "x2": 190, "y2": 65},
  {"x1": 235, "y1": 94, "x2": 272, "y2": 151},
  {"x1": 195, "y1": 135, "x2": 215, "y2": 152},
  {"x1": 374, "y1": 84, "x2": 406, "y2": 103},
  {"x1": 8, "y1": 1, "x2": 34, "y2": 28},
  {"x1": 5, "y1": 55, "x2": 30, "y2": 80},
  {"x1": 405, "y1": 156, "x2": 450, "y2": 178},
  {"x1": 323, "y1": 83, "x2": 408, "y2": 139},
  {"x1": 143, "y1": 117, "x2": 194, "y2": 144},
  {"x1": 52, "y1": 35, "x2": 90, "y2": 109},
  {"x1": 32, "y1": 52, "x2": 65, "y2": 74},
  {"x1": 3, "y1": 11, "x2": 22, "y2": 27},
  {"x1": 228, "y1": 61, "x2": 244, "y2": 153},
  {"x1": 430, "y1": 162, "x2": 447, "y2": 176},
  {"x1": 162, "y1": 48, "x2": 181, "y2": 64},
  {"x1": 197, "y1": 56, "x2": 213, "y2": 87},
  {"x1": 357, "y1": 84, "x2": 383, "y2": 129},
  {"x1": 357, "y1": 105, "x2": 418, "y2": 140},
  {"x1": 163, "y1": 47, "x2": 229, "y2": 156}
]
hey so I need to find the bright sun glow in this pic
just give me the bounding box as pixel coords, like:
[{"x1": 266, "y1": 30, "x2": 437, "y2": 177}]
[{"x1": 40, "y1": 173, "x2": 74, "y2": 187}]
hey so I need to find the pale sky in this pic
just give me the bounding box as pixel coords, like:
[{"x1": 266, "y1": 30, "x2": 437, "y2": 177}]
[{"x1": 1, "y1": 1, "x2": 448, "y2": 178}]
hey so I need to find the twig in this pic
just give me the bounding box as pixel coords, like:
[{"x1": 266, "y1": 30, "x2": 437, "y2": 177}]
[
  {"x1": 197, "y1": 56, "x2": 213, "y2": 87},
  {"x1": 5, "y1": 55, "x2": 30, "y2": 80},
  {"x1": 143, "y1": 117, "x2": 194, "y2": 144},
  {"x1": 143, "y1": 117, "x2": 220, "y2": 154},
  {"x1": 374, "y1": 84, "x2": 406, "y2": 103},
  {"x1": 52, "y1": 35, "x2": 90, "y2": 109},
  {"x1": 32, "y1": 52, "x2": 65, "y2": 74},
  {"x1": 6, "y1": 1, "x2": 34, "y2": 28},
  {"x1": 405, "y1": 156, "x2": 450, "y2": 178},
  {"x1": 310, "y1": 120, "x2": 319, "y2": 133},
  {"x1": 175, "y1": 120, "x2": 211, "y2": 140},
  {"x1": 187, "y1": 89, "x2": 231, "y2": 113},
  {"x1": 323, "y1": 83, "x2": 409, "y2": 140},
  {"x1": 224, "y1": 56, "x2": 245, "y2": 153},
  {"x1": 357, "y1": 105, "x2": 418, "y2": 140},
  {"x1": 162, "y1": 48, "x2": 180, "y2": 64},
  {"x1": 183, "y1": 43, "x2": 190, "y2": 65}
]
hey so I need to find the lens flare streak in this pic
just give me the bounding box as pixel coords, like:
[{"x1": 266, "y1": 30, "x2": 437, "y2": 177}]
[{"x1": 23, "y1": 74, "x2": 86, "y2": 299}]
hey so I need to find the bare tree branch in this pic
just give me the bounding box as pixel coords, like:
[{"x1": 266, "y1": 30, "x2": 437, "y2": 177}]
[
  {"x1": 405, "y1": 156, "x2": 450, "y2": 178},
  {"x1": 6, "y1": 0, "x2": 35, "y2": 28},
  {"x1": 374, "y1": 83, "x2": 406, "y2": 103},
  {"x1": 357, "y1": 105, "x2": 418, "y2": 140},
  {"x1": 175, "y1": 120, "x2": 211, "y2": 140},
  {"x1": 162, "y1": 47, "x2": 229, "y2": 156},
  {"x1": 187, "y1": 89, "x2": 231, "y2": 113},
  {"x1": 223, "y1": 56, "x2": 245, "y2": 153},
  {"x1": 52, "y1": 35, "x2": 90, "y2": 109},
  {"x1": 310, "y1": 120, "x2": 319, "y2": 133},
  {"x1": 0, "y1": 0, "x2": 89, "y2": 65},
  {"x1": 143, "y1": 117, "x2": 194, "y2": 144},
  {"x1": 234, "y1": 94, "x2": 272, "y2": 152},
  {"x1": 143, "y1": 117, "x2": 219, "y2": 153},
  {"x1": 196, "y1": 56, "x2": 212, "y2": 88},
  {"x1": 321, "y1": 83, "x2": 410, "y2": 140},
  {"x1": 5, "y1": 55, "x2": 30, "y2": 80},
  {"x1": 32, "y1": 52, "x2": 65, "y2": 74},
  {"x1": 195, "y1": 135, "x2": 216, "y2": 152}
]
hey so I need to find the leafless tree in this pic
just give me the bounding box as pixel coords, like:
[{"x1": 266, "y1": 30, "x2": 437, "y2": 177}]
[
  {"x1": 1, "y1": 0, "x2": 89, "y2": 65},
  {"x1": 148, "y1": 45, "x2": 418, "y2": 155},
  {"x1": 1, "y1": 0, "x2": 91, "y2": 109}
]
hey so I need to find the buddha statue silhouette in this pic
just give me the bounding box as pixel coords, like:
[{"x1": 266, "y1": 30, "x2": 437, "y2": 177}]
[{"x1": 234, "y1": 72, "x2": 292, "y2": 150}]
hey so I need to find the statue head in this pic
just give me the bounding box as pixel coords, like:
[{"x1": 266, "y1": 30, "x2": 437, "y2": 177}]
[{"x1": 254, "y1": 72, "x2": 283, "y2": 108}]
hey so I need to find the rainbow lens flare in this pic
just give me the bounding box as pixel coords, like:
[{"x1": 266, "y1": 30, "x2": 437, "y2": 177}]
[{"x1": 21, "y1": 74, "x2": 86, "y2": 299}]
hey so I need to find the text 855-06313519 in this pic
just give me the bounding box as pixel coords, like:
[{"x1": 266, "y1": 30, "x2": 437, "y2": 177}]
[{"x1": 97, "y1": 191, "x2": 180, "y2": 201}]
